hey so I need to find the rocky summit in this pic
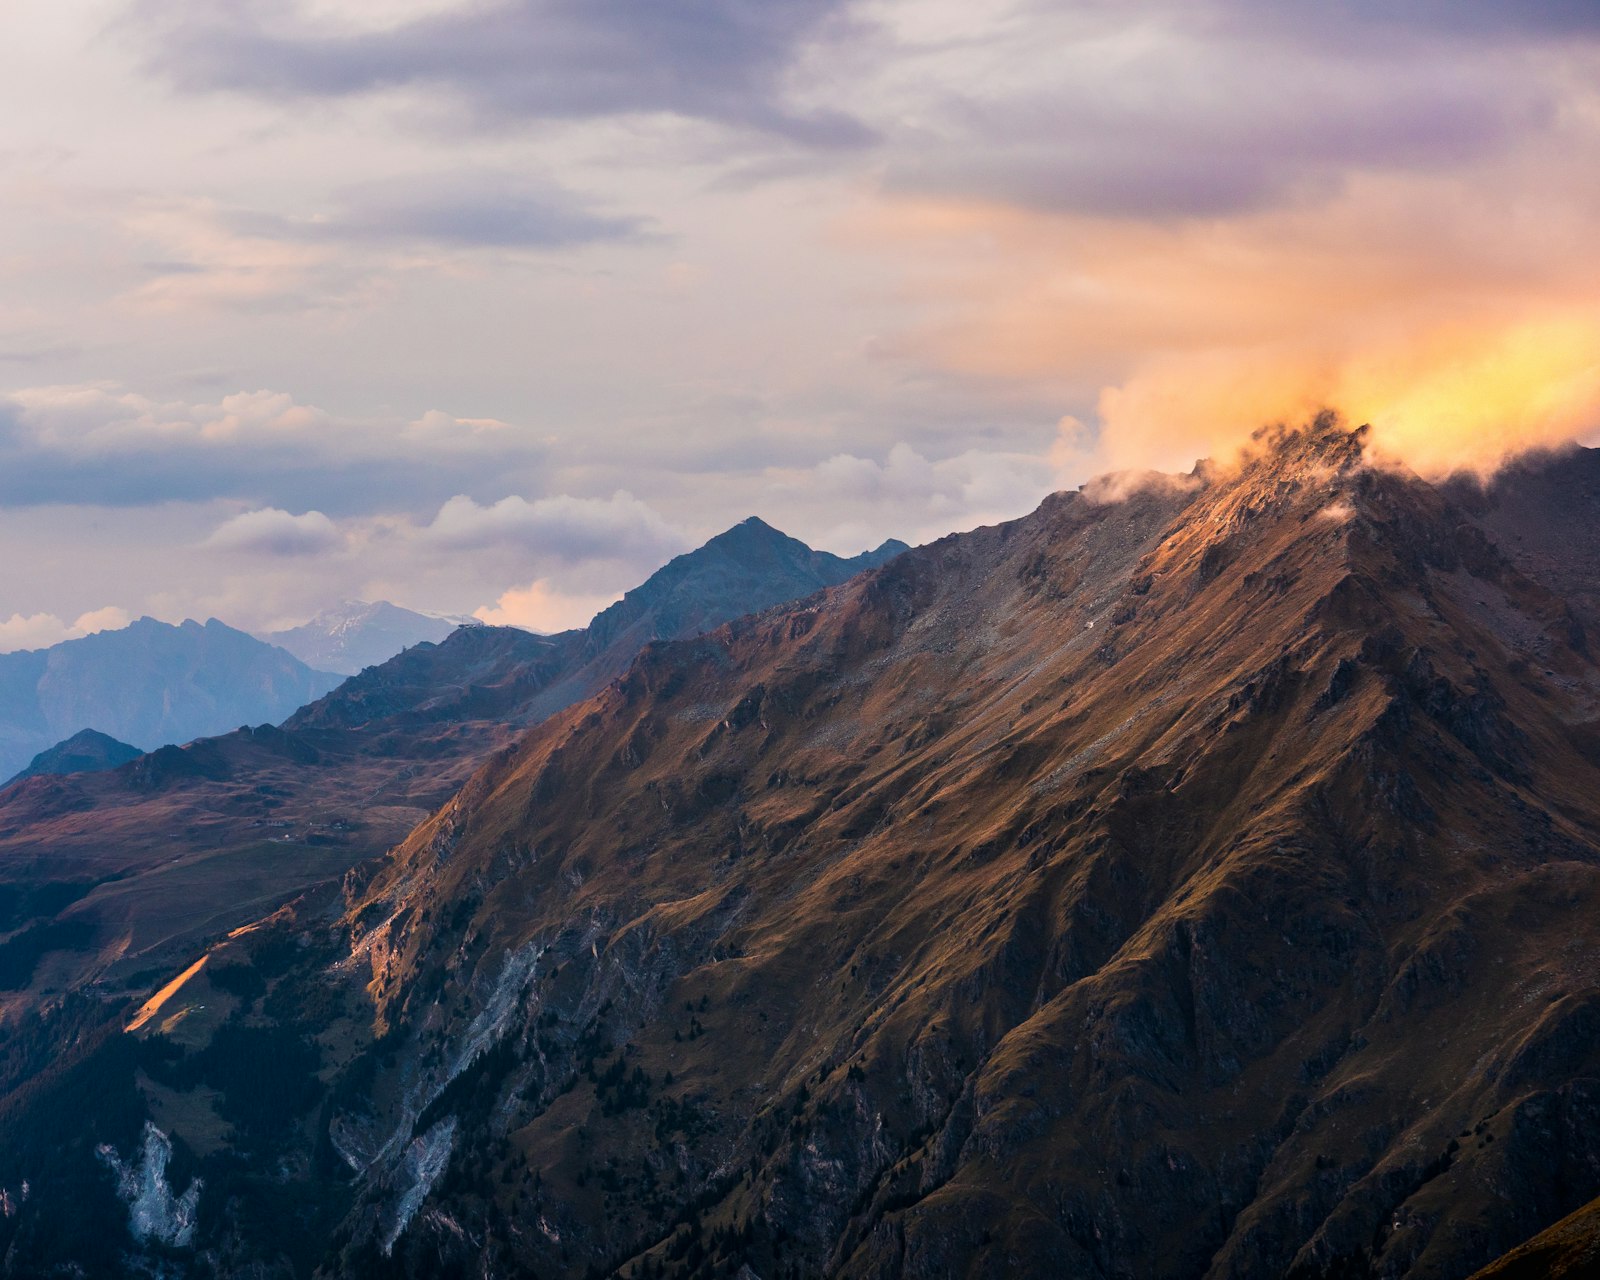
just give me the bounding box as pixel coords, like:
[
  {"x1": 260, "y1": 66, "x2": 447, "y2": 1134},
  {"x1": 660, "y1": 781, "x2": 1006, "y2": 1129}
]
[{"x1": 4, "y1": 417, "x2": 1600, "y2": 1280}]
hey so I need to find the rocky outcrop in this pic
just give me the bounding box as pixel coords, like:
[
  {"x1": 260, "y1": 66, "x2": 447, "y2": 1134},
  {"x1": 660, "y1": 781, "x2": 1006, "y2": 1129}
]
[{"x1": 97, "y1": 1123, "x2": 201, "y2": 1249}]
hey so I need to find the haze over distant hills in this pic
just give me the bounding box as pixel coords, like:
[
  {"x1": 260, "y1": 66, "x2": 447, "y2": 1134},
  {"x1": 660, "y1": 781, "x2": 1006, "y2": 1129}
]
[
  {"x1": 259, "y1": 600, "x2": 475, "y2": 676},
  {"x1": 0, "y1": 617, "x2": 340, "y2": 782}
]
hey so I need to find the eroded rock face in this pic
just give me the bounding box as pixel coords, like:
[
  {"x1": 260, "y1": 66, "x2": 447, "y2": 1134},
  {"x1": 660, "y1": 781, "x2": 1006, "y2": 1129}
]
[
  {"x1": 97, "y1": 1123, "x2": 201, "y2": 1249},
  {"x1": 383, "y1": 1118, "x2": 457, "y2": 1254}
]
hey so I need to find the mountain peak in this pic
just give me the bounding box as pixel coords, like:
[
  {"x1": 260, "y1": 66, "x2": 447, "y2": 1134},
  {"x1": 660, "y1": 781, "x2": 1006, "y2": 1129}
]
[
  {"x1": 233, "y1": 431, "x2": 1599, "y2": 1280},
  {"x1": 702, "y1": 515, "x2": 798, "y2": 552},
  {"x1": 3, "y1": 727, "x2": 142, "y2": 788},
  {"x1": 1247, "y1": 409, "x2": 1370, "y2": 473},
  {"x1": 19, "y1": 431, "x2": 1600, "y2": 1278},
  {"x1": 261, "y1": 600, "x2": 467, "y2": 675},
  {"x1": 0, "y1": 618, "x2": 338, "y2": 779}
]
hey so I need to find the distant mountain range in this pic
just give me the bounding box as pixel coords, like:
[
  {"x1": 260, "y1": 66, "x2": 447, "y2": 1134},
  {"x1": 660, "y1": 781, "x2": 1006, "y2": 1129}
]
[
  {"x1": 289, "y1": 517, "x2": 909, "y2": 733},
  {"x1": 0, "y1": 517, "x2": 907, "y2": 1017},
  {"x1": 0, "y1": 617, "x2": 340, "y2": 782},
  {"x1": 259, "y1": 600, "x2": 474, "y2": 676}
]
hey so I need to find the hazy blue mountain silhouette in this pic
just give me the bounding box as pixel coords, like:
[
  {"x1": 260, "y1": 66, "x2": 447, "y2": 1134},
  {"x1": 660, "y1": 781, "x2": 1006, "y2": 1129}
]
[
  {"x1": 0, "y1": 617, "x2": 339, "y2": 780},
  {"x1": 260, "y1": 600, "x2": 471, "y2": 676}
]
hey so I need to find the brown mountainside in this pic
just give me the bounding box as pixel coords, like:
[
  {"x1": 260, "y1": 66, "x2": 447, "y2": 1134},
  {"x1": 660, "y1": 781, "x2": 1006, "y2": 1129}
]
[
  {"x1": 0, "y1": 522, "x2": 902, "y2": 1011},
  {"x1": 35, "y1": 415, "x2": 1600, "y2": 1280},
  {"x1": 1468, "y1": 1194, "x2": 1600, "y2": 1280}
]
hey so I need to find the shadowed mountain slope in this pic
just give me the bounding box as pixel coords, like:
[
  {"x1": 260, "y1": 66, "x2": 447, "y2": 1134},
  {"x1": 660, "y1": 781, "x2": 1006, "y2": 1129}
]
[
  {"x1": 4, "y1": 728, "x2": 141, "y2": 787},
  {"x1": 1443, "y1": 445, "x2": 1600, "y2": 638},
  {"x1": 28, "y1": 416, "x2": 1600, "y2": 1279},
  {"x1": 0, "y1": 523, "x2": 905, "y2": 1011},
  {"x1": 1469, "y1": 1195, "x2": 1600, "y2": 1280}
]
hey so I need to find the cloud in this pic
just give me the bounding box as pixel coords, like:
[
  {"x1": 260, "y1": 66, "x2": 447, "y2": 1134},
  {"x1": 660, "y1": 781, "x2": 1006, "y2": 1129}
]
[
  {"x1": 425, "y1": 490, "x2": 686, "y2": 563},
  {"x1": 867, "y1": 70, "x2": 1600, "y2": 483},
  {"x1": 1077, "y1": 312, "x2": 1600, "y2": 481},
  {"x1": 320, "y1": 173, "x2": 644, "y2": 248},
  {"x1": 121, "y1": 198, "x2": 341, "y2": 313},
  {"x1": 876, "y1": 8, "x2": 1564, "y2": 224},
  {"x1": 765, "y1": 442, "x2": 1052, "y2": 549},
  {"x1": 122, "y1": 182, "x2": 633, "y2": 318},
  {"x1": 0, "y1": 606, "x2": 132, "y2": 654},
  {"x1": 472, "y1": 578, "x2": 623, "y2": 633},
  {"x1": 810, "y1": 442, "x2": 1043, "y2": 513},
  {"x1": 0, "y1": 386, "x2": 547, "y2": 513},
  {"x1": 74, "y1": 605, "x2": 135, "y2": 635},
  {"x1": 0, "y1": 613, "x2": 79, "y2": 652},
  {"x1": 11, "y1": 386, "x2": 330, "y2": 451},
  {"x1": 205, "y1": 507, "x2": 342, "y2": 555},
  {"x1": 222, "y1": 171, "x2": 645, "y2": 252},
  {"x1": 131, "y1": 0, "x2": 872, "y2": 146},
  {"x1": 1193, "y1": 0, "x2": 1600, "y2": 43}
]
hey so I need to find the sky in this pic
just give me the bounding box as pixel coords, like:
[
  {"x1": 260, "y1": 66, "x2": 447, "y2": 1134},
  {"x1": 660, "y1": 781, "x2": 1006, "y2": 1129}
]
[{"x1": 1, "y1": 0, "x2": 1598, "y2": 647}]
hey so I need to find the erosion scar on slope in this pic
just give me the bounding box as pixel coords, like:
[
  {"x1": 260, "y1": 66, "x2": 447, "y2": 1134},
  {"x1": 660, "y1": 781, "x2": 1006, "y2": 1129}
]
[{"x1": 125, "y1": 955, "x2": 209, "y2": 1033}]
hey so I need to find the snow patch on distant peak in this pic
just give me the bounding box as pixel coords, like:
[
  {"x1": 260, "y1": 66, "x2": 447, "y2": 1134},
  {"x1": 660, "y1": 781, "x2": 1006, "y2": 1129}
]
[{"x1": 98, "y1": 1123, "x2": 201, "y2": 1248}]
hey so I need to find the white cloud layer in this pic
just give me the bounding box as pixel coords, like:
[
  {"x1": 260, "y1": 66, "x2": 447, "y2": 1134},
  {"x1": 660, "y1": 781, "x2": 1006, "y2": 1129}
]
[
  {"x1": 0, "y1": 606, "x2": 131, "y2": 653},
  {"x1": 425, "y1": 491, "x2": 686, "y2": 561},
  {"x1": 205, "y1": 507, "x2": 342, "y2": 555},
  {"x1": 473, "y1": 579, "x2": 625, "y2": 634}
]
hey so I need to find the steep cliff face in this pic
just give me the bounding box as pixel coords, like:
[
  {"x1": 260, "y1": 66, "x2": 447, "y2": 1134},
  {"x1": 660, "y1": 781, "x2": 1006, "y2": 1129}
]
[{"x1": 19, "y1": 419, "x2": 1600, "y2": 1279}]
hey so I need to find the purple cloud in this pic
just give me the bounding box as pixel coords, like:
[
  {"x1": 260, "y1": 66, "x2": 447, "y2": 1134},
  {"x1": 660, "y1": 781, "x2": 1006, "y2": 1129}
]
[{"x1": 131, "y1": 0, "x2": 873, "y2": 146}]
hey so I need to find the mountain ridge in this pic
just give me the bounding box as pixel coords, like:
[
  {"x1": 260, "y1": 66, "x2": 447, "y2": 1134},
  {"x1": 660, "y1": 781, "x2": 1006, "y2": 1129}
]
[
  {"x1": 26, "y1": 415, "x2": 1599, "y2": 1279},
  {"x1": 0, "y1": 521, "x2": 910, "y2": 1016},
  {"x1": 285, "y1": 517, "x2": 907, "y2": 734}
]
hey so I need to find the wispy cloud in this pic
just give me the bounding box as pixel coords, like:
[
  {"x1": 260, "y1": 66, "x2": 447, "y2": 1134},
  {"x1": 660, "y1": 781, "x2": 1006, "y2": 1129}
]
[
  {"x1": 129, "y1": 0, "x2": 873, "y2": 145},
  {"x1": 0, "y1": 386, "x2": 546, "y2": 512},
  {"x1": 217, "y1": 170, "x2": 647, "y2": 251}
]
